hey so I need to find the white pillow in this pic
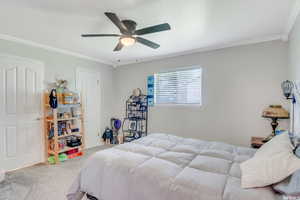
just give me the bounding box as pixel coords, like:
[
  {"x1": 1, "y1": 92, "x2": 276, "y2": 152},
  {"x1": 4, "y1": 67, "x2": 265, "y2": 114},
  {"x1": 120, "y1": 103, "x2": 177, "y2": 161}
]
[{"x1": 240, "y1": 133, "x2": 300, "y2": 188}]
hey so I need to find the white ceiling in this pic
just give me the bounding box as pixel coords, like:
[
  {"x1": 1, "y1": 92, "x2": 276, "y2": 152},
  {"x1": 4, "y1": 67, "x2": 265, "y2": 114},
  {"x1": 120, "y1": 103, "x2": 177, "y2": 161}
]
[{"x1": 0, "y1": 0, "x2": 296, "y2": 66}]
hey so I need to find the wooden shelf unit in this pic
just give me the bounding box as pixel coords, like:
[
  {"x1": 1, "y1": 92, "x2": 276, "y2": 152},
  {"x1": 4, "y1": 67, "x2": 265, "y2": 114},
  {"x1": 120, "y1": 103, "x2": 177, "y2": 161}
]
[{"x1": 44, "y1": 92, "x2": 85, "y2": 164}]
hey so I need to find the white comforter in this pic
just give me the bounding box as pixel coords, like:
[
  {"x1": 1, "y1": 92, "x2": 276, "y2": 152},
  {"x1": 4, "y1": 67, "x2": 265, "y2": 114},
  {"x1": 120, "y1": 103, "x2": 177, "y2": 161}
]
[{"x1": 67, "y1": 133, "x2": 279, "y2": 200}]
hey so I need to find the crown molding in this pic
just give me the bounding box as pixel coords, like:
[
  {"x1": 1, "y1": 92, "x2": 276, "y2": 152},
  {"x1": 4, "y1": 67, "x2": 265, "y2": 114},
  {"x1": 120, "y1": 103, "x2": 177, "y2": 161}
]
[
  {"x1": 0, "y1": 32, "x2": 286, "y2": 68},
  {"x1": 282, "y1": 0, "x2": 300, "y2": 41},
  {"x1": 0, "y1": 34, "x2": 114, "y2": 66},
  {"x1": 116, "y1": 34, "x2": 283, "y2": 67}
]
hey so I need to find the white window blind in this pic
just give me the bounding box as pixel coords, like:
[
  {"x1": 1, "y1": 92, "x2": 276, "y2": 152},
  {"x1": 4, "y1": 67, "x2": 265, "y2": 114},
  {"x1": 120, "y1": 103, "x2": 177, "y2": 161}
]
[{"x1": 154, "y1": 67, "x2": 202, "y2": 105}]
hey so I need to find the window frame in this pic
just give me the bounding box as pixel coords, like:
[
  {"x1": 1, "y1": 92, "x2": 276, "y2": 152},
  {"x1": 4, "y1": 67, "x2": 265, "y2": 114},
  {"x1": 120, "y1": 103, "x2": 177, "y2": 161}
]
[{"x1": 153, "y1": 66, "x2": 202, "y2": 107}]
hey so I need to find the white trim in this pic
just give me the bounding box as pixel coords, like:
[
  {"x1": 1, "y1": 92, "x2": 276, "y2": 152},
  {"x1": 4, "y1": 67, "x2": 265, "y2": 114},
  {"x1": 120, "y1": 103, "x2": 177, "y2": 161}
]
[
  {"x1": 116, "y1": 34, "x2": 283, "y2": 67},
  {"x1": 0, "y1": 34, "x2": 114, "y2": 66},
  {"x1": 157, "y1": 65, "x2": 201, "y2": 74},
  {"x1": 153, "y1": 104, "x2": 202, "y2": 108},
  {"x1": 0, "y1": 53, "x2": 44, "y2": 66},
  {"x1": 282, "y1": 0, "x2": 300, "y2": 41},
  {"x1": 0, "y1": 33, "x2": 285, "y2": 68}
]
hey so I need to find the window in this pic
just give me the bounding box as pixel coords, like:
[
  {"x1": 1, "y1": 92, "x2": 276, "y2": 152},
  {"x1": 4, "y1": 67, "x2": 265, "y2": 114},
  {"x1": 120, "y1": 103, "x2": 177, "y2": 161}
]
[{"x1": 154, "y1": 67, "x2": 202, "y2": 105}]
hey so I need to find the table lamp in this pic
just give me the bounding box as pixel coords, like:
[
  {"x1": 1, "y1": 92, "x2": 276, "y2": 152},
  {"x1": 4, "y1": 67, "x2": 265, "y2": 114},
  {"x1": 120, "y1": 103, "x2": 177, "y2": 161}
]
[{"x1": 262, "y1": 105, "x2": 289, "y2": 142}]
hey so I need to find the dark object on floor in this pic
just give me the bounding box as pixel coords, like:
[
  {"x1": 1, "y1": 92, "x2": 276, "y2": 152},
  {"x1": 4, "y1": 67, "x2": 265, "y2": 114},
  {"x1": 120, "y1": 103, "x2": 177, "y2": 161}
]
[
  {"x1": 251, "y1": 137, "x2": 265, "y2": 148},
  {"x1": 86, "y1": 194, "x2": 98, "y2": 200},
  {"x1": 102, "y1": 127, "x2": 113, "y2": 144}
]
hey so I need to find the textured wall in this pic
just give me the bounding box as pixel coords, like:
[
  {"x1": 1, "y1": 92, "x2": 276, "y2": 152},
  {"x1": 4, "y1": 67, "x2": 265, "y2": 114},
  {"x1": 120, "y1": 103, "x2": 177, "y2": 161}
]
[
  {"x1": 288, "y1": 13, "x2": 300, "y2": 81},
  {"x1": 288, "y1": 13, "x2": 300, "y2": 138}
]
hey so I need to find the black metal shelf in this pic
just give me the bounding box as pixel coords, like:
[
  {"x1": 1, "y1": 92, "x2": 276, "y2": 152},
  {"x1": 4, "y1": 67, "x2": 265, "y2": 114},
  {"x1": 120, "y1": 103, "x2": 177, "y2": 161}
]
[{"x1": 122, "y1": 95, "x2": 148, "y2": 142}]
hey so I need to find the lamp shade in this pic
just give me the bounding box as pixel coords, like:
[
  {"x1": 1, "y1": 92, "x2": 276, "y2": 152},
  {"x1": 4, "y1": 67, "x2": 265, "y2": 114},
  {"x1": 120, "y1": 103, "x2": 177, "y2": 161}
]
[{"x1": 262, "y1": 105, "x2": 289, "y2": 119}]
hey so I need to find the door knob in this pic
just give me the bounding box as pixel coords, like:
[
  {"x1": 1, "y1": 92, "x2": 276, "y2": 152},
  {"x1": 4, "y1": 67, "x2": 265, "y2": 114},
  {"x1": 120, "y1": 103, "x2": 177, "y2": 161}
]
[{"x1": 36, "y1": 117, "x2": 42, "y2": 121}]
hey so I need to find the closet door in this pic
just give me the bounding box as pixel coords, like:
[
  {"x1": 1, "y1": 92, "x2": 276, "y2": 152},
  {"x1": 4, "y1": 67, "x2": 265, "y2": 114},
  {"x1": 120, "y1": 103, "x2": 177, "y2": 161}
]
[
  {"x1": 76, "y1": 69, "x2": 101, "y2": 148},
  {"x1": 0, "y1": 55, "x2": 43, "y2": 171}
]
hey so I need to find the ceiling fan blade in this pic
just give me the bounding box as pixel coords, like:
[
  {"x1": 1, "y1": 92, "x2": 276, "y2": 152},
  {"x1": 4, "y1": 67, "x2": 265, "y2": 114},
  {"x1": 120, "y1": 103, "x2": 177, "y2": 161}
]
[
  {"x1": 81, "y1": 34, "x2": 120, "y2": 37},
  {"x1": 136, "y1": 37, "x2": 160, "y2": 49},
  {"x1": 105, "y1": 12, "x2": 129, "y2": 34},
  {"x1": 135, "y1": 23, "x2": 171, "y2": 35},
  {"x1": 113, "y1": 42, "x2": 124, "y2": 51}
]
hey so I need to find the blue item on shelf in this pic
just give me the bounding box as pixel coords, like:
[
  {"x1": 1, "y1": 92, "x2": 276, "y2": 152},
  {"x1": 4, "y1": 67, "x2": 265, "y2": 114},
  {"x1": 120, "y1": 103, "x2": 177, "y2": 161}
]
[
  {"x1": 147, "y1": 75, "x2": 154, "y2": 106},
  {"x1": 48, "y1": 128, "x2": 54, "y2": 139}
]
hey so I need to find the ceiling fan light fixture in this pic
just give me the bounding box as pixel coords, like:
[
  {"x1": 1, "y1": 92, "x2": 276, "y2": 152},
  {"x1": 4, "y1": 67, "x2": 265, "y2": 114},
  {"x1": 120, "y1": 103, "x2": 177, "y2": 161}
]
[
  {"x1": 120, "y1": 36, "x2": 136, "y2": 46},
  {"x1": 82, "y1": 12, "x2": 171, "y2": 51}
]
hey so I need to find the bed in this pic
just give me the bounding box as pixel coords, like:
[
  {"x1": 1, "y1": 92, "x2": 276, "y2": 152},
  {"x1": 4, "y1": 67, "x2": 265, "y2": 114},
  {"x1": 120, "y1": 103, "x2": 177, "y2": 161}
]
[{"x1": 67, "y1": 133, "x2": 280, "y2": 200}]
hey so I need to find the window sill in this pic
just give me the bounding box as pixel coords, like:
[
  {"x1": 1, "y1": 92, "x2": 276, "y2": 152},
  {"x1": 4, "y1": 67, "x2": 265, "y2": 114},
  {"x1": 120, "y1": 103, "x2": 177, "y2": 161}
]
[{"x1": 153, "y1": 104, "x2": 202, "y2": 107}]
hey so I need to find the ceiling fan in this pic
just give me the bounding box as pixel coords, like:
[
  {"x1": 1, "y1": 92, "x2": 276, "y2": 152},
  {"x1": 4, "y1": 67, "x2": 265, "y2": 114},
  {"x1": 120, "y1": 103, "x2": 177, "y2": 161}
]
[{"x1": 81, "y1": 12, "x2": 171, "y2": 51}]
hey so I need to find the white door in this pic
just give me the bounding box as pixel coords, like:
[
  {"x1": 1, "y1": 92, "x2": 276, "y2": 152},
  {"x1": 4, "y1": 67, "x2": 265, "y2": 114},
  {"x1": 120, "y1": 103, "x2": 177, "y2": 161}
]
[
  {"x1": 0, "y1": 55, "x2": 43, "y2": 171},
  {"x1": 76, "y1": 69, "x2": 101, "y2": 148}
]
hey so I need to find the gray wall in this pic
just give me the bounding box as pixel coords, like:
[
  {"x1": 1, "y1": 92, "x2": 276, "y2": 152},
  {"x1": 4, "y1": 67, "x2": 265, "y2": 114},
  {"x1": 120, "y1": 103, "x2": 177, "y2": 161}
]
[
  {"x1": 115, "y1": 40, "x2": 289, "y2": 146},
  {"x1": 288, "y1": 13, "x2": 300, "y2": 81},
  {"x1": 0, "y1": 37, "x2": 290, "y2": 147},
  {"x1": 0, "y1": 39, "x2": 114, "y2": 136},
  {"x1": 288, "y1": 13, "x2": 300, "y2": 136}
]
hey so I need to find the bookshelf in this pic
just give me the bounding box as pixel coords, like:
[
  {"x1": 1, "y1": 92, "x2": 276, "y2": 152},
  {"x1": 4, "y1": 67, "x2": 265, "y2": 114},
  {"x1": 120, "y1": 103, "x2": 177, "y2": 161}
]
[
  {"x1": 122, "y1": 94, "x2": 148, "y2": 142},
  {"x1": 44, "y1": 92, "x2": 85, "y2": 164}
]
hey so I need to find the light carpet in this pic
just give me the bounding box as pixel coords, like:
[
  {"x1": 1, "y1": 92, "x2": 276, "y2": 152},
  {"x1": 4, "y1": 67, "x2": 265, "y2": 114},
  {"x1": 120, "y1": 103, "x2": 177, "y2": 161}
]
[{"x1": 0, "y1": 145, "x2": 111, "y2": 200}]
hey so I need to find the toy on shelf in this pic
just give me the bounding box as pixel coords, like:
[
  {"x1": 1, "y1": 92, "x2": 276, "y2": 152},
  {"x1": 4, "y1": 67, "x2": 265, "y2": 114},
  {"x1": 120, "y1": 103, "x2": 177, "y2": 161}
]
[
  {"x1": 122, "y1": 88, "x2": 148, "y2": 142},
  {"x1": 49, "y1": 89, "x2": 58, "y2": 109},
  {"x1": 44, "y1": 83, "x2": 85, "y2": 164}
]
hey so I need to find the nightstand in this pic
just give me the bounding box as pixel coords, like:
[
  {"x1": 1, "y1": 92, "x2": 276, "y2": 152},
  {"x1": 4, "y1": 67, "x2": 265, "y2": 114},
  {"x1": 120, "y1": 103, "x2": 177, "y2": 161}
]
[{"x1": 251, "y1": 137, "x2": 265, "y2": 149}]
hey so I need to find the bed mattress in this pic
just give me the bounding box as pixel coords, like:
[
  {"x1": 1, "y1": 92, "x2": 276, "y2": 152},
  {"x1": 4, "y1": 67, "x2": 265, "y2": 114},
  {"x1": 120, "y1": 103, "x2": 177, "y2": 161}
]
[{"x1": 67, "y1": 133, "x2": 280, "y2": 200}]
